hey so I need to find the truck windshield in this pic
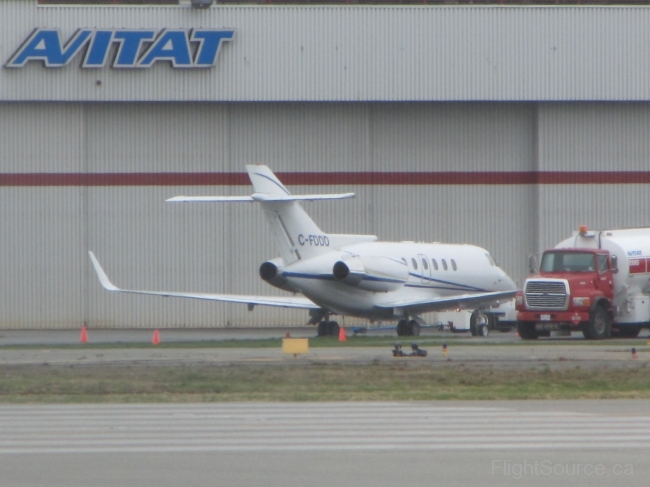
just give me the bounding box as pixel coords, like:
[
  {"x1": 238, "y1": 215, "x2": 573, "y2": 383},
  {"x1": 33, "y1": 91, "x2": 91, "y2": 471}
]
[{"x1": 540, "y1": 251, "x2": 596, "y2": 273}]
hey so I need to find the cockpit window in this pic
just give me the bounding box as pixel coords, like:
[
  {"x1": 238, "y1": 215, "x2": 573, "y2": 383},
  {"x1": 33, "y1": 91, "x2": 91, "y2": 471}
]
[{"x1": 541, "y1": 251, "x2": 596, "y2": 273}]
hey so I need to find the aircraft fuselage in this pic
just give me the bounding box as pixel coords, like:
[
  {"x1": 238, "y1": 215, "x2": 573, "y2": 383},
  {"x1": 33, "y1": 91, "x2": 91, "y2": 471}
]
[{"x1": 272, "y1": 241, "x2": 516, "y2": 320}]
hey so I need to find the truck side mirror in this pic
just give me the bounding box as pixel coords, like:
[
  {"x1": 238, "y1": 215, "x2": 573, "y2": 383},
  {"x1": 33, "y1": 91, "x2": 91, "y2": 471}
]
[
  {"x1": 611, "y1": 255, "x2": 618, "y2": 274},
  {"x1": 528, "y1": 254, "x2": 538, "y2": 274}
]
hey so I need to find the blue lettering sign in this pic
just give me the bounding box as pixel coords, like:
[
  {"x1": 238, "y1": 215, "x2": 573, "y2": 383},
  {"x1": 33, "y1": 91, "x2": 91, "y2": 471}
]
[
  {"x1": 191, "y1": 29, "x2": 235, "y2": 67},
  {"x1": 6, "y1": 28, "x2": 235, "y2": 69},
  {"x1": 139, "y1": 30, "x2": 192, "y2": 68},
  {"x1": 82, "y1": 30, "x2": 114, "y2": 68},
  {"x1": 113, "y1": 30, "x2": 157, "y2": 68},
  {"x1": 6, "y1": 28, "x2": 92, "y2": 68}
]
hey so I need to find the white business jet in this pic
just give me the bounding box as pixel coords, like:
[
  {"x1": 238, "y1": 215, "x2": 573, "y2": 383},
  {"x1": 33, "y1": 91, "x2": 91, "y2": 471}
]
[{"x1": 89, "y1": 165, "x2": 516, "y2": 337}]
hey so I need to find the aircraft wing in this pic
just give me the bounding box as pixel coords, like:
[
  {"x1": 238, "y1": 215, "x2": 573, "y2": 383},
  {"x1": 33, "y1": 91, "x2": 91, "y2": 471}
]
[
  {"x1": 88, "y1": 252, "x2": 319, "y2": 310},
  {"x1": 376, "y1": 290, "x2": 517, "y2": 314}
]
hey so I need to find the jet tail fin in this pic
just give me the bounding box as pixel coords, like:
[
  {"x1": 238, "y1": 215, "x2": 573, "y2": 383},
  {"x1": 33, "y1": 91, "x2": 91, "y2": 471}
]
[{"x1": 166, "y1": 165, "x2": 355, "y2": 265}]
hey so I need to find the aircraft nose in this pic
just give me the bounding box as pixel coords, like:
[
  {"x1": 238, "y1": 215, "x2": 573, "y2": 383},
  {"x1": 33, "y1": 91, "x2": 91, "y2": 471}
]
[{"x1": 500, "y1": 271, "x2": 517, "y2": 291}]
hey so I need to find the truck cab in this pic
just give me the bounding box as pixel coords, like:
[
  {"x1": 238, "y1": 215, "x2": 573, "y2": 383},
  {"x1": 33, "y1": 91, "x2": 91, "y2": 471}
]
[{"x1": 516, "y1": 248, "x2": 616, "y2": 339}]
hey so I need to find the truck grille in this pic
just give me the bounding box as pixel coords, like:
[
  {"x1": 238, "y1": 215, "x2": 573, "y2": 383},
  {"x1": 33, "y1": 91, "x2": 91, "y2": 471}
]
[{"x1": 525, "y1": 280, "x2": 569, "y2": 310}]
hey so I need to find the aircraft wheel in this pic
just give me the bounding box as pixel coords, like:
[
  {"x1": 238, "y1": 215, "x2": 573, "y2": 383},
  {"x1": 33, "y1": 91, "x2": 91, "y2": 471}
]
[
  {"x1": 317, "y1": 321, "x2": 328, "y2": 337},
  {"x1": 408, "y1": 320, "x2": 420, "y2": 337},
  {"x1": 396, "y1": 320, "x2": 408, "y2": 336},
  {"x1": 328, "y1": 321, "x2": 340, "y2": 337},
  {"x1": 479, "y1": 324, "x2": 489, "y2": 337},
  {"x1": 470, "y1": 310, "x2": 489, "y2": 336}
]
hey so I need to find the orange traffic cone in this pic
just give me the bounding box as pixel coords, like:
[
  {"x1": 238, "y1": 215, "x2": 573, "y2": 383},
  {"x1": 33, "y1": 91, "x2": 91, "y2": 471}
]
[
  {"x1": 338, "y1": 327, "x2": 347, "y2": 342},
  {"x1": 152, "y1": 329, "x2": 160, "y2": 345},
  {"x1": 79, "y1": 325, "x2": 88, "y2": 344}
]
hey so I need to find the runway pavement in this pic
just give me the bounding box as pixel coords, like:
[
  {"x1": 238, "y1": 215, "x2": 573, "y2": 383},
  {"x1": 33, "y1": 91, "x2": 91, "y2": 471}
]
[{"x1": 1, "y1": 401, "x2": 649, "y2": 487}]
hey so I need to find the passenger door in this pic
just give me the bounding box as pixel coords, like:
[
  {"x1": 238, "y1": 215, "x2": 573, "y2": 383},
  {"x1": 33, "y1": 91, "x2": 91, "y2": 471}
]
[{"x1": 419, "y1": 254, "x2": 431, "y2": 286}]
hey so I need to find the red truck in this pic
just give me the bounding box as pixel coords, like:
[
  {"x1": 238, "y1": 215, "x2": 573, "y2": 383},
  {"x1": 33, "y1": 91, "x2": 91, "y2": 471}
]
[{"x1": 516, "y1": 226, "x2": 650, "y2": 340}]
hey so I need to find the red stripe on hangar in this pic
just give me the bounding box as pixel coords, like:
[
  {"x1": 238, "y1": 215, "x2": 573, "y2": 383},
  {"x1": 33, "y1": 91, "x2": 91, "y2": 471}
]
[{"x1": 0, "y1": 171, "x2": 649, "y2": 187}]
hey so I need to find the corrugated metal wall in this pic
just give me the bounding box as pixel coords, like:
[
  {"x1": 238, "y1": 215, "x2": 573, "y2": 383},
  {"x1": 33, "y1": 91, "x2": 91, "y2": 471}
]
[
  {"x1": 2, "y1": 3, "x2": 650, "y2": 101},
  {"x1": 1, "y1": 100, "x2": 648, "y2": 328},
  {"x1": 536, "y1": 102, "x2": 650, "y2": 252},
  {"x1": 1, "y1": 3, "x2": 649, "y2": 328}
]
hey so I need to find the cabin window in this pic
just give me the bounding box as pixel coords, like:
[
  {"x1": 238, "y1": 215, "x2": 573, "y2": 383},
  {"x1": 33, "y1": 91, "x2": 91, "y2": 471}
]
[
  {"x1": 451, "y1": 259, "x2": 457, "y2": 271},
  {"x1": 442, "y1": 259, "x2": 448, "y2": 271},
  {"x1": 431, "y1": 259, "x2": 438, "y2": 271},
  {"x1": 411, "y1": 258, "x2": 418, "y2": 270},
  {"x1": 422, "y1": 259, "x2": 429, "y2": 270}
]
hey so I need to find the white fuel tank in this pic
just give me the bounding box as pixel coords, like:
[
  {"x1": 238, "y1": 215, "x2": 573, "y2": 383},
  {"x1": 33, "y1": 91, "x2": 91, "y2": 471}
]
[{"x1": 554, "y1": 227, "x2": 650, "y2": 299}]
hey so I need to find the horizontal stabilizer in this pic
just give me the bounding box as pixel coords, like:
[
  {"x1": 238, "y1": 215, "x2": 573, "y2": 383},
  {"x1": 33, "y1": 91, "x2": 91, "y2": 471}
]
[
  {"x1": 166, "y1": 196, "x2": 255, "y2": 202},
  {"x1": 88, "y1": 251, "x2": 319, "y2": 310},
  {"x1": 167, "y1": 193, "x2": 355, "y2": 203}
]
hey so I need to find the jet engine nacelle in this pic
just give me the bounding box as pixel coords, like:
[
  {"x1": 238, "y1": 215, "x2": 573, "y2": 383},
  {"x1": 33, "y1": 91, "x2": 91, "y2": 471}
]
[
  {"x1": 333, "y1": 256, "x2": 408, "y2": 292},
  {"x1": 259, "y1": 258, "x2": 300, "y2": 293}
]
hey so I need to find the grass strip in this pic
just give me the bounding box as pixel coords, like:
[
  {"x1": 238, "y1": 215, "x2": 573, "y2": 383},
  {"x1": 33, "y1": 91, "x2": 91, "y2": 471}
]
[{"x1": 2, "y1": 362, "x2": 650, "y2": 403}]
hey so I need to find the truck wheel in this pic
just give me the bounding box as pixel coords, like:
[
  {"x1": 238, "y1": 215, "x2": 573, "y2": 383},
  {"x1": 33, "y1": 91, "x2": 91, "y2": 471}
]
[
  {"x1": 470, "y1": 310, "x2": 488, "y2": 337},
  {"x1": 585, "y1": 306, "x2": 611, "y2": 340},
  {"x1": 516, "y1": 321, "x2": 538, "y2": 340}
]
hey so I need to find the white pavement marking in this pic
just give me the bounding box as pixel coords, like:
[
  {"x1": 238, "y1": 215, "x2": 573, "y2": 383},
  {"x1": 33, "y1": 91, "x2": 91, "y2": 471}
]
[{"x1": 2, "y1": 403, "x2": 650, "y2": 454}]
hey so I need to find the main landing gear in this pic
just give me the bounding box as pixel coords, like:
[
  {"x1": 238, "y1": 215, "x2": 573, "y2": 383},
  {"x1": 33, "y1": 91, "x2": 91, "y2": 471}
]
[
  {"x1": 396, "y1": 319, "x2": 420, "y2": 337},
  {"x1": 317, "y1": 320, "x2": 340, "y2": 337}
]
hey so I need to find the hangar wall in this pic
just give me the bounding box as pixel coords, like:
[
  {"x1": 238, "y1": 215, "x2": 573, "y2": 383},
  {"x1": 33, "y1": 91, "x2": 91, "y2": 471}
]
[
  {"x1": 1, "y1": 100, "x2": 649, "y2": 328},
  {"x1": 1, "y1": 2, "x2": 649, "y2": 328}
]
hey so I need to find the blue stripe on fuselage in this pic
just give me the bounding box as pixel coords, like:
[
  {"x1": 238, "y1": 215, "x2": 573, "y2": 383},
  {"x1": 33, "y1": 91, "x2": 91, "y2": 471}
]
[
  {"x1": 407, "y1": 272, "x2": 487, "y2": 292},
  {"x1": 283, "y1": 272, "x2": 404, "y2": 284}
]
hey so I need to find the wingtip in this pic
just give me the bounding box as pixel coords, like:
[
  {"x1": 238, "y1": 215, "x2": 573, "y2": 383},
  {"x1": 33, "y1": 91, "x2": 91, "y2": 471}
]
[{"x1": 88, "y1": 251, "x2": 120, "y2": 291}]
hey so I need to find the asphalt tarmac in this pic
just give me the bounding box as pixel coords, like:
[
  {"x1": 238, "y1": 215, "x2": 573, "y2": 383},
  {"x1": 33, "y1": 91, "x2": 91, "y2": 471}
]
[
  {"x1": 0, "y1": 327, "x2": 648, "y2": 369},
  {"x1": 2, "y1": 401, "x2": 650, "y2": 487},
  {"x1": 2, "y1": 329, "x2": 650, "y2": 486}
]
